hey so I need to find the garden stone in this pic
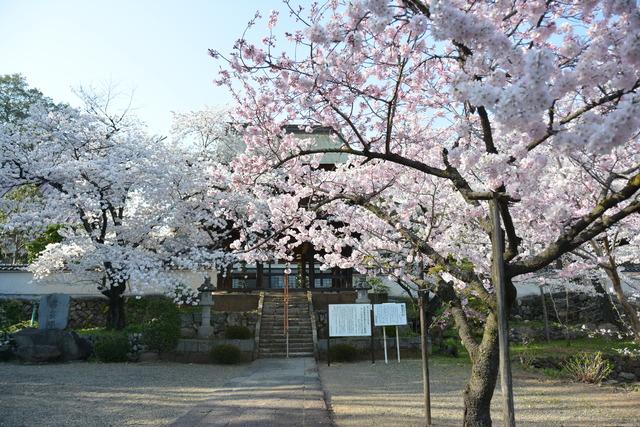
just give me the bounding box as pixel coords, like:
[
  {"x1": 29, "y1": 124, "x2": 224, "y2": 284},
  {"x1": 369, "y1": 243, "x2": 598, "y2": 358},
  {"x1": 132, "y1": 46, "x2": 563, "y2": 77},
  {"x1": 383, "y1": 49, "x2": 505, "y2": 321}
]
[
  {"x1": 14, "y1": 344, "x2": 61, "y2": 363},
  {"x1": 180, "y1": 327, "x2": 197, "y2": 338},
  {"x1": 0, "y1": 343, "x2": 12, "y2": 361},
  {"x1": 139, "y1": 352, "x2": 160, "y2": 362},
  {"x1": 618, "y1": 372, "x2": 636, "y2": 382},
  {"x1": 12, "y1": 328, "x2": 91, "y2": 362}
]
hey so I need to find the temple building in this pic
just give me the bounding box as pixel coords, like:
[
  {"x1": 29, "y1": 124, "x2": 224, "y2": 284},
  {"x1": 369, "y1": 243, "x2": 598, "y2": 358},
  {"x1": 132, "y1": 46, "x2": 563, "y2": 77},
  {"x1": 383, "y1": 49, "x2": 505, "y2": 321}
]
[{"x1": 217, "y1": 125, "x2": 355, "y2": 293}]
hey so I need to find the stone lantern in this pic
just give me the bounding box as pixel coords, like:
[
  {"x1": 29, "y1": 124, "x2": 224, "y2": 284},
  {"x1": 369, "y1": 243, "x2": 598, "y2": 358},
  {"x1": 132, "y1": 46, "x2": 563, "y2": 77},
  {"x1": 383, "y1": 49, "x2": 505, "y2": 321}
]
[
  {"x1": 197, "y1": 276, "x2": 215, "y2": 339},
  {"x1": 353, "y1": 277, "x2": 372, "y2": 304}
]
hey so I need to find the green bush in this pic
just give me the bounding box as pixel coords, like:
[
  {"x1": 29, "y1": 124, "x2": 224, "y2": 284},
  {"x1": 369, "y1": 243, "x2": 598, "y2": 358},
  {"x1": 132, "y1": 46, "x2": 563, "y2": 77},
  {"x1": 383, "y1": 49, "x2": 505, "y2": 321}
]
[
  {"x1": 329, "y1": 344, "x2": 359, "y2": 362},
  {"x1": 0, "y1": 300, "x2": 29, "y2": 329},
  {"x1": 439, "y1": 337, "x2": 459, "y2": 357},
  {"x1": 563, "y1": 351, "x2": 613, "y2": 383},
  {"x1": 211, "y1": 344, "x2": 243, "y2": 364},
  {"x1": 94, "y1": 332, "x2": 130, "y2": 362},
  {"x1": 127, "y1": 297, "x2": 181, "y2": 353},
  {"x1": 142, "y1": 318, "x2": 180, "y2": 352},
  {"x1": 225, "y1": 325, "x2": 253, "y2": 340}
]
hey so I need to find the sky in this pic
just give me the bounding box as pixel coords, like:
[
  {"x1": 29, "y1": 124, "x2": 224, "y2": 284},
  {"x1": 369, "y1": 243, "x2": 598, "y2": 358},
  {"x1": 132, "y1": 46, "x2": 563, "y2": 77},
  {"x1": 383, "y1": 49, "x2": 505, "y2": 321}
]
[{"x1": 0, "y1": 0, "x2": 288, "y2": 136}]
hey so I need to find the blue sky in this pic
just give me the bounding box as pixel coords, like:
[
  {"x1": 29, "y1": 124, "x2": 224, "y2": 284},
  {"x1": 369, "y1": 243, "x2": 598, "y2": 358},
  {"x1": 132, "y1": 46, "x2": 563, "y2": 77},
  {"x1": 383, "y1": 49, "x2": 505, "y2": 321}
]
[{"x1": 0, "y1": 0, "x2": 287, "y2": 136}]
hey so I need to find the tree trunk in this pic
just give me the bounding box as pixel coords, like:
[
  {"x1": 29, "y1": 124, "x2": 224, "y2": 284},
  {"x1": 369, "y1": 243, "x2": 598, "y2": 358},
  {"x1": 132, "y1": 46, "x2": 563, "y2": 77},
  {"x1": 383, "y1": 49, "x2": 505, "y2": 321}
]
[
  {"x1": 591, "y1": 278, "x2": 621, "y2": 327},
  {"x1": 458, "y1": 276, "x2": 516, "y2": 426},
  {"x1": 463, "y1": 313, "x2": 500, "y2": 427},
  {"x1": 102, "y1": 274, "x2": 127, "y2": 330},
  {"x1": 605, "y1": 266, "x2": 640, "y2": 342},
  {"x1": 106, "y1": 292, "x2": 126, "y2": 330}
]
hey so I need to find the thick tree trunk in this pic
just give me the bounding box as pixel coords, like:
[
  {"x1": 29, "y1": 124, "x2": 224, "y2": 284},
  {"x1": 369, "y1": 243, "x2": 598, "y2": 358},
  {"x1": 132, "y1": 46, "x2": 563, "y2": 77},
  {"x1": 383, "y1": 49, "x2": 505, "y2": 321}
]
[
  {"x1": 106, "y1": 292, "x2": 126, "y2": 330},
  {"x1": 458, "y1": 276, "x2": 516, "y2": 427},
  {"x1": 462, "y1": 313, "x2": 500, "y2": 427},
  {"x1": 102, "y1": 273, "x2": 127, "y2": 330}
]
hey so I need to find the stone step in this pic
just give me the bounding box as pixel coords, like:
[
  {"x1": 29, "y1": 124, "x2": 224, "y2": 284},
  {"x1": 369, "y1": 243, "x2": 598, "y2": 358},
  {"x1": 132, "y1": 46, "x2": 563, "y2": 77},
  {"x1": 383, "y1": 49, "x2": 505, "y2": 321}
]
[
  {"x1": 260, "y1": 328, "x2": 312, "y2": 334},
  {"x1": 260, "y1": 347, "x2": 313, "y2": 355},
  {"x1": 260, "y1": 333, "x2": 312, "y2": 339},
  {"x1": 263, "y1": 301, "x2": 308, "y2": 304},
  {"x1": 260, "y1": 336, "x2": 312, "y2": 341},
  {"x1": 259, "y1": 352, "x2": 313, "y2": 358},
  {"x1": 260, "y1": 320, "x2": 311, "y2": 325},
  {"x1": 259, "y1": 293, "x2": 314, "y2": 360},
  {"x1": 260, "y1": 340, "x2": 313, "y2": 346},
  {"x1": 262, "y1": 310, "x2": 308, "y2": 314},
  {"x1": 261, "y1": 321, "x2": 311, "y2": 326},
  {"x1": 259, "y1": 334, "x2": 313, "y2": 339},
  {"x1": 260, "y1": 345, "x2": 314, "y2": 352},
  {"x1": 262, "y1": 312, "x2": 309, "y2": 315}
]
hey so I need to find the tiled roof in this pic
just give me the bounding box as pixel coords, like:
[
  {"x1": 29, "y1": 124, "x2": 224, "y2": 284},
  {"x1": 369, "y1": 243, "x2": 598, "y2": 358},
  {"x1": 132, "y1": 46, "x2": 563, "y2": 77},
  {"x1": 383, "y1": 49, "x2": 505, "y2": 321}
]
[
  {"x1": 622, "y1": 263, "x2": 640, "y2": 273},
  {"x1": 0, "y1": 264, "x2": 29, "y2": 272}
]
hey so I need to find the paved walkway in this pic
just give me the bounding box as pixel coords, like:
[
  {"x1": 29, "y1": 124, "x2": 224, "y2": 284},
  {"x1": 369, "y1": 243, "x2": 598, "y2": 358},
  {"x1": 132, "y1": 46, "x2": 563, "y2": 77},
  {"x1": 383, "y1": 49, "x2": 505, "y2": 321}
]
[{"x1": 171, "y1": 357, "x2": 333, "y2": 427}]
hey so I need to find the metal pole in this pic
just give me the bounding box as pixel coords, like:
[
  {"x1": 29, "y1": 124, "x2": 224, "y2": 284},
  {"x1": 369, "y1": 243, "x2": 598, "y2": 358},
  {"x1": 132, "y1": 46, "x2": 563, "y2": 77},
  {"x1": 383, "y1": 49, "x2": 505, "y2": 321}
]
[
  {"x1": 284, "y1": 273, "x2": 289, "y2": 358},
  {"x1": 418, "y1": 291, "x2": 432, "y2": 426},
  {"x1": 395, "y1": 325, "x2": 400, "y2": 363},
  {"x1": 30, "y1": 302, "x2": 37, "y2": 327},
  {"x1": 383, "y1": 326, "x2": 388, "y2": 364},
  {"x1": 370, "y1": 306, "x2": 375, "y2": 364},
  {"x1": 539, "y1": 286, "x2": 550, "y2": 342},
  {"x1": 490, "y1": 196, "x2": 516, "y2": 427}
]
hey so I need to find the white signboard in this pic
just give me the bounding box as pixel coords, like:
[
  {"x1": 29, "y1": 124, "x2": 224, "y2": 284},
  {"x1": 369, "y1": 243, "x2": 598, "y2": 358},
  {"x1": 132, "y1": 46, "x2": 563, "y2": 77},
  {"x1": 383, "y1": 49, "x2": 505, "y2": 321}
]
[
  {"x1": 373, "y1": 303, "x2": 407, "y2": 326},
  {"x1": 329, "y1": 304, "x2": 372, "y2": 337}
]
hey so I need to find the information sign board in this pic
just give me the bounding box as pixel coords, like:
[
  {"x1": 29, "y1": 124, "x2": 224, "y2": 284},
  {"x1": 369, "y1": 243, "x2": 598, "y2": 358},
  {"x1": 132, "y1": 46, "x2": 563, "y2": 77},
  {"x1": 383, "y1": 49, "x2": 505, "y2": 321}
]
[
  {"x1": 328, "y1": 304, "x2": 372, "y2": 337},
  {"x1": 373, "y1": 303, "x2": 407, "y2": 326}
]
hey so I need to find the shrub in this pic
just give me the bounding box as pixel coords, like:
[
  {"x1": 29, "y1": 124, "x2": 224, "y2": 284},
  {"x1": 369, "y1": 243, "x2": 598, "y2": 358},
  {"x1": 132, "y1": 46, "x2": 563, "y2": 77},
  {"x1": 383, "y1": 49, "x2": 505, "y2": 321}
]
[
  {"x1": 211, "y1": 344, "x2": 243, "y2": 364},
  {"x1": 130, "y1": 297, "x2": 181, "y2": 353},
  {"x1": 439, "y1": 337, "x2": 459, "y2": 357},
  {"x1": 329, "y1": 344, "x2": 359, "y2": 362},
  {"x1": 142, "y1": 318, "x2": 180, "y2": 352},
  {"x1": 563, "y1": 352, "x2": 613, "y2": 383},
  {"x1": 0, "y1": 300, "x2": 29, "y2": 329},
  {"x1": 94, "y1": 332, "x2": 130, "y2": 362},
  {"x1": 225, "y1": 325, "x2": 253, "y2": 340}
]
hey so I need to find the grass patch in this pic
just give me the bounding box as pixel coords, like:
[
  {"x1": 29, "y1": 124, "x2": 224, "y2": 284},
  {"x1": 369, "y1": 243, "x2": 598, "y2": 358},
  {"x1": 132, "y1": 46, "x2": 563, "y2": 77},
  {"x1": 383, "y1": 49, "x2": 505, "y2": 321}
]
[{"x1": 511, "y1": 337, "x2": 639, "y2": 359}]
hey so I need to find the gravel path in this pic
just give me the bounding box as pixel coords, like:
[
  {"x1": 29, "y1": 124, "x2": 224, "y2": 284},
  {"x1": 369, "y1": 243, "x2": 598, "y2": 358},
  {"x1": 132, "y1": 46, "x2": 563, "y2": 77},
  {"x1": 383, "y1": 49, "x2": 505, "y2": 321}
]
[
  {"x1": 319, "y1": 358, "x2": 640, "y2": 426},
  {"x1": 0, "y1": 361, "x2": 249, "y2": 427}
]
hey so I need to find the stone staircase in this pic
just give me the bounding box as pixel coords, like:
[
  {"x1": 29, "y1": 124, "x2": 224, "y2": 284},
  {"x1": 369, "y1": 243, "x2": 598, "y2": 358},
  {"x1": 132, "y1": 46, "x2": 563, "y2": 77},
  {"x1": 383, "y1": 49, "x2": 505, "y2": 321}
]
[{"x1": 259, "y1": 292, "x2": 315, "y2": 358}]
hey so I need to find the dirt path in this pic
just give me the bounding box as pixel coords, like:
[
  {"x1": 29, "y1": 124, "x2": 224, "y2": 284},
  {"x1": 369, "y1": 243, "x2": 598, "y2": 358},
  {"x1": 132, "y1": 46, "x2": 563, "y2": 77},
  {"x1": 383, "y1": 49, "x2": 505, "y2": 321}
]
[
  {"x1": 319, "y1": 358, "x2": 640, "y2": 426},
  {"x1": 0, "y1": 361, "x2": 249, "y2": 426}
]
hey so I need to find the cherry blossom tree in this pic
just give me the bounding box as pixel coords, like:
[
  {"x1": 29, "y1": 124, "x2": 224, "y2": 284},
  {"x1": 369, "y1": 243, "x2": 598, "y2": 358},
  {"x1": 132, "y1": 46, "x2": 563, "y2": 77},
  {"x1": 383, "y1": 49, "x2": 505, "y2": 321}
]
[
  {"x1": 0, "y1": 93, "x2": 244, "y2": 329},
  {"x1": 171, "y1": 107, "x2": 243, "y2": 163},
  {"x1": 215, "y1": 1, "x2": 640, "y2": 425}
]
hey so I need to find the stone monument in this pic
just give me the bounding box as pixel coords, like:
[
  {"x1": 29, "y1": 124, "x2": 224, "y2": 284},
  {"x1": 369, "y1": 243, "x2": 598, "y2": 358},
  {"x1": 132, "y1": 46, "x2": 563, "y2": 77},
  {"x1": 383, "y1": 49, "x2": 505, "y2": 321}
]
[
  {"x1": 197, "y1": 276, "x2": 215, "y2": 338},
  {"x1": 38, "y1": 293, "x2": 71, "y2": 330},
  {"x1": 354, "y1": 279, "x2": 372, "y2": 304},
  {"x1": 12, "y1": 293, "x2": 91, "y2": 363}
]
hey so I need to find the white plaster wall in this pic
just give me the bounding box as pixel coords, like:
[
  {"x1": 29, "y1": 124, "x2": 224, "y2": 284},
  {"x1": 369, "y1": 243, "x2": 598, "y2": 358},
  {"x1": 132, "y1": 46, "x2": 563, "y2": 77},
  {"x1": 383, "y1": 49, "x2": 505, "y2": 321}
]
[
  {"x1": 373, "y1": 272, "x2": 640, "y2": 300},
  {"x1": 0, "y1": 270, "x2": 217, "y2": 297}
]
